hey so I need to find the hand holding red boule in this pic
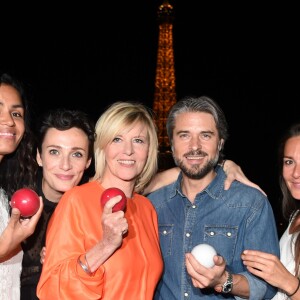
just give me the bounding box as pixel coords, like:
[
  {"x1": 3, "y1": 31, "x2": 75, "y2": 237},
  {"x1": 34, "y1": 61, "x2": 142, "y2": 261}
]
[
  {"x1": 100, "y1": 187, "x2": 127, "y2": 212},
  {"x1": 10, "y1": 188, "x2": 40, "y2": 218},
  {"x1": 100, "y1": 188, "x2": 128, "y2": 251},
  {"x1": 101, "y1": 187, "x2": 128, "y2": 235}
]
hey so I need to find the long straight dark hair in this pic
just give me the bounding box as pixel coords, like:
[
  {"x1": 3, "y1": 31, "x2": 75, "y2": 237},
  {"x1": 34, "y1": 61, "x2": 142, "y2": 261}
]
[{"x1": 278, "y1": 122, "x2": 300, "y2": 276}]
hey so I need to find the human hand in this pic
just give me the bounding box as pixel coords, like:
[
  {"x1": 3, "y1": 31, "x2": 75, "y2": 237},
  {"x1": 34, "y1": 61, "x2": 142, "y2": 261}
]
[
  {"x1": 185, "y1": 252, "x2": 226, "y2": 289},
  {"x1": 241, "y1": 249, "x2": 294, "y2": 292},
  {"x1": 40, "y1": 246, "x2": 46, "y2": 264},
  {"x1": 9, "y1": 195, "x2": 43, "y2": 233},
  {"x1": 223, "y1": 160, "x2": 266, "y2": 196},
  {"x1": 10, "y1": 197, "x2": 43, "y2": 239},
  {"x1": 0, "y1": 197, "x2": 43, "y2": 258},
  {"x1": 101, "y1": 194, "x2": 128, "y2": 250}
]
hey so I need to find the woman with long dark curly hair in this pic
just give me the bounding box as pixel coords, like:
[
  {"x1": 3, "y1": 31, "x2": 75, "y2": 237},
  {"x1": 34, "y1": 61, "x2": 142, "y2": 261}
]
[{"x1": 0, "y1": 72, "x2": 43, "y2": 299}]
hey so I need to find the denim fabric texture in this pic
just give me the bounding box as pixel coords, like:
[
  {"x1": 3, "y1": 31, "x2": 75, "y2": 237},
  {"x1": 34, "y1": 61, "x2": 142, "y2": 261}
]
[{"x1": 148, "y1": 167, "x2": 280, "y2": 300}]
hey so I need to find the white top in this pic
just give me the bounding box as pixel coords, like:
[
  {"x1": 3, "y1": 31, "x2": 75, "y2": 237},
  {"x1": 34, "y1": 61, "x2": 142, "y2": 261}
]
[
  {"x1": 0, "y1": 188, "x2": 23, "y2": 300},
  {"x1": 272, "y1": 213, "x2": 298, "y2": 300}
]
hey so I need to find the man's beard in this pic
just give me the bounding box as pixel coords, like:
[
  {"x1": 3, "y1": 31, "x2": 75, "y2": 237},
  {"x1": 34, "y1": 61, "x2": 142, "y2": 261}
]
[{"x1": 173, "y1": 150, "x2": 219, "y2": 180}]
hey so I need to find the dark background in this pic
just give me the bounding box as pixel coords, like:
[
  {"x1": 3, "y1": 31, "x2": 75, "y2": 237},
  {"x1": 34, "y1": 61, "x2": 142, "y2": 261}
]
[{"x1": 1, "y1": 1, "x2": 299, "y2": 233}]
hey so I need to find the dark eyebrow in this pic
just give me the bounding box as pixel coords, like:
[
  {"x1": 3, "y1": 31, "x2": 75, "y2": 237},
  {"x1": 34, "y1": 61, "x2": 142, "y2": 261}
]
[
  {"x1": 46, "y1": 145, "x2": 86, "y2": 151},
  {"x1": 202, "y1": 131, "x2": 215, "y2": 135},
  {"x1": 0, "y1": 102, "x2": 24, "y2": 109},
  {"x1": 176, "y1": 130, "x2": 215, "y2": 135},
  {"x1": 12, "y1": 104, "x2": 24, "y2": 109}
]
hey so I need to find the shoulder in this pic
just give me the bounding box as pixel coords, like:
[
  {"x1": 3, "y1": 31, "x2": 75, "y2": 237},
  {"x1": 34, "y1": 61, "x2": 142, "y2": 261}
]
[
  {"x1": 59, "y1": 181, "x2": 100, "y2": 205},
  {"x1": 132, "y1": 194, "x2": 159, "y2": 221},
  {"x1": 147, "y1": 182, "x2": 174, "y2": 198},
  {"x1": 224, "y1": 181, "x2": 271, "y2": 209},
  {"x1": 64, "y1": 181, "x2": 98, "y2": 195},
  {"x1": 228, "y1": 181, "x2": 267, "y2": 198},
  {"x1": 134, "y1": 193, "x2": 156, "y2": 208},
  {"x1": 146, "y1": 183, "x2": 176, "y2": 211}
]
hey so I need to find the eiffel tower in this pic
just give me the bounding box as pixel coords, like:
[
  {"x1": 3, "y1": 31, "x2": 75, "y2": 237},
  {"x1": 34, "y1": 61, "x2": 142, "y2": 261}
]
[{"x1": 153, "y1": 0, "x2": 177, "y2": 166}]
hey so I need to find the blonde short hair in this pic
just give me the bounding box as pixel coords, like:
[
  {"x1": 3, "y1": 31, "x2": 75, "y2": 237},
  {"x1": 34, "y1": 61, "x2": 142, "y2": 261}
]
[{"x1": 92, "y1": 101, "x2": 158, "y2": 193}]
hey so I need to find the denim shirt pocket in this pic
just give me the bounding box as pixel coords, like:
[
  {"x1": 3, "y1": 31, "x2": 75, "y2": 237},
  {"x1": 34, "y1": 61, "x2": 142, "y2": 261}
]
[
  {"x1": 203, "y1": 225, "x2": 238, "y2": 264},
  {"x1": 158, "y1": 225, "x2": 174, "y2": 257}
]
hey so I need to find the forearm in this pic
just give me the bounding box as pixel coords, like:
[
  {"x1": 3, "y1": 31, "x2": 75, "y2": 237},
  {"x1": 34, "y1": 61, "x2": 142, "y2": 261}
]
[
  {"x1": 85, "y1": 240, "x2": 117, "y2": 273},
  {"x1": 0, "y1": 199, "x2": 43, "y2": 259},
  {"x1": 0, "y1": 228, "x2": 20, "y2": 259},
  {"x1": 231, "y1": 274, "x2": 249, "y2": 298},
  {"x1": 222, "y1": 160, "x2": 266, "y2": 195},
  {"x1": 144, "y1": 167, "x2": 180, "y2": 194},
  {"x1": 285, "y1": 275, "x2": 300, "y2": 299}
]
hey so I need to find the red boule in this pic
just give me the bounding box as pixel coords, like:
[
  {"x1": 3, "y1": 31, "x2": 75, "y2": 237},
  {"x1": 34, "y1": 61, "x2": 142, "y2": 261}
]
[
  {"x1": 11, "y1": 188, "x2": 40, "y2": 218},
  {"x1": 100, "y1": 187, "x2": 127, "y2": 212}
]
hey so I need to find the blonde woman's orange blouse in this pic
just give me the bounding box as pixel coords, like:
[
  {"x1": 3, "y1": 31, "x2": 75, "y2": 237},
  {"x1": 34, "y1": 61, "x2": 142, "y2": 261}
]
[{"x1": 37, "y1": 181, "x2": 163, "y2": 300}]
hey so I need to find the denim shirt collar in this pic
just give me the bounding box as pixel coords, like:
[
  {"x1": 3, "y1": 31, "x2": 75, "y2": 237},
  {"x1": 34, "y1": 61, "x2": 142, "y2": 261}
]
[{"x1": 170, "y1": 166, "x2": 226, "y2": 200}]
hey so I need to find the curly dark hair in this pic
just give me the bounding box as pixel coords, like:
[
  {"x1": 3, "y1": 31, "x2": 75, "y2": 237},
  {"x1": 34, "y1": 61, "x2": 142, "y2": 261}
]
[
  {"x1": 0, "y1": 73, "x2": 38, "y2": 199},
  {"x1": 36, "y1": 108, "x2": 95, "y2": 160},
  {"x1": 36, "y1": 108, "x2": 96, "y2": 179}
]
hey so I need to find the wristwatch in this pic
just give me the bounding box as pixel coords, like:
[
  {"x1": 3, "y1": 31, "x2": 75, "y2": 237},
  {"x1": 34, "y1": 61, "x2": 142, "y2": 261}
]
[{"x1": 222, "y1": 271, "x2": 233, "y2": 293}]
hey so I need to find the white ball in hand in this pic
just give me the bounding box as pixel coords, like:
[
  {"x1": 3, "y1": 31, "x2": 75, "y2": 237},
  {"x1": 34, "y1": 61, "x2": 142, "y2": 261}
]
[{"x1": 191, "y1": 243, "x2": 217, "y2": 268}]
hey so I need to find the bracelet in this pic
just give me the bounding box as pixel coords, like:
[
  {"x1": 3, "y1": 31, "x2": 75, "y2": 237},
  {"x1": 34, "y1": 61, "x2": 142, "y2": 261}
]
[
  {"x1": 77, "y1": 255, "x2": 93, "y2": 276},
  {"x1": 84, "y1": 254, "x2": 92, "y2": 273},
  {"x1": 287, "y1": 278, "x2": 300, "y2": 297}
]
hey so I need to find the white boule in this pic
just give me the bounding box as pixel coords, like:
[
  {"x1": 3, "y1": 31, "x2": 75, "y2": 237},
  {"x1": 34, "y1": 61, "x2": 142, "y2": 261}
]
[{"x1": 191, "y1": 243, "x2": 217, "y2": 268}]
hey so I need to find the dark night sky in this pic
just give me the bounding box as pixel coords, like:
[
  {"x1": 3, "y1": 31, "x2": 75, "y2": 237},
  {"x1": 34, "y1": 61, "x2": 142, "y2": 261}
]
[{"x1": 2, "y1": 1, "x2": 299, "y2": 227}]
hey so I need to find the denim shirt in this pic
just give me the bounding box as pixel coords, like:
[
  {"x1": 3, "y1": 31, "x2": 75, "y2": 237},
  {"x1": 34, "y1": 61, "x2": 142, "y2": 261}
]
[{"x1": 147, "y1": 167, "x2": 279, "y2": 300}]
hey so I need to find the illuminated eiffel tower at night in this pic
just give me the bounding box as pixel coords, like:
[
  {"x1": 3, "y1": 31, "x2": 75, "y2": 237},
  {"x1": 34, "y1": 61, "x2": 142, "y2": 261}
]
[{"x1": 153, "y1": 0, "x2": 177, "y2": 157}]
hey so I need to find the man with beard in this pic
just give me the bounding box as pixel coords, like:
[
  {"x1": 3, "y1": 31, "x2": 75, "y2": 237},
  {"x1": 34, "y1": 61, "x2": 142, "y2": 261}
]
[{"x1": 147, "y1": 96, "x2": 279, "y2": 300}]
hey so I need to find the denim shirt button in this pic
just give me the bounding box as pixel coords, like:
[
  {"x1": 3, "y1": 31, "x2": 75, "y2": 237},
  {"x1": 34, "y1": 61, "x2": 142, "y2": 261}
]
[
  {"x1": 209, "y1": 231, "x2": 215, "y2": 236},
  {"x1": 163, "y1": 230, "x2": 167, "y2": 235},
  {"x1": 186, "y1": 233, "x2": 191, "y2": 237},
  {"x1": 192, "y1": 205, "x2": 196, "y2": 208},
  {"x1": 227, "y1": 232, "x2": 232, "y2": 237},
  {"x1": 184, "y1": 292, "x2": 189, "y2": 297}
]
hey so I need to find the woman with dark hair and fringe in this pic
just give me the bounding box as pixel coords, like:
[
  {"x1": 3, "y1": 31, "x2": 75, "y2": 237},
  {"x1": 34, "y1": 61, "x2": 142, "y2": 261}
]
[{"x1": 21, "y1": 108, "x2": 95, "y2": 300}]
